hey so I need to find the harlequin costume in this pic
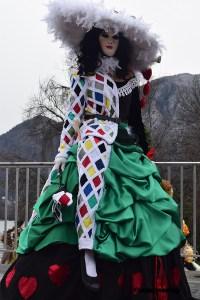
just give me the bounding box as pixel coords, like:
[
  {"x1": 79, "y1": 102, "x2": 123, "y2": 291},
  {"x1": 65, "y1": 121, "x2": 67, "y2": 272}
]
[{"x1": 0, "y1": 1, "x2": 198, "y2": 299}]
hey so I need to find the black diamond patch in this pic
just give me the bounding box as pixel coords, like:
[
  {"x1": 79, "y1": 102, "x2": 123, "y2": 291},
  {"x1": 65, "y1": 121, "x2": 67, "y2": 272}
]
[
  {"x1": 98, "y1": 143, "x2": 106, "y2": 153},
  {"x1": 107, "y1": 80, "x2": 113, "y2": 89},
  {"x1": 96, "y1": 104, "x2": 102, "y2": 113},
  {"x1": 74, "y1": 84, "x2": 81, "y2": 96},
  {"x1": 64, "y1": 120, "x2": 69, "y2": 128},
  {"x1": 80, "y1": 174, "x2": 87, "y2": 186}
]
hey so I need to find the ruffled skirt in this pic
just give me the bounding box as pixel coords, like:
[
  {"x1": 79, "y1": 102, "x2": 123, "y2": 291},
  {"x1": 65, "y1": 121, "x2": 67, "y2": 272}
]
[{"x1": 0, "y1": 128, "x2": 195, "y2": 299}]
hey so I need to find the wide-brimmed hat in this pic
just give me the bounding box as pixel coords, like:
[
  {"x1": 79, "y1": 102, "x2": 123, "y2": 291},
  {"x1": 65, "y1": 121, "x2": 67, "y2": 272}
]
[{"x1": 45, "y1": 0, "x2": 162, "y2": 71}]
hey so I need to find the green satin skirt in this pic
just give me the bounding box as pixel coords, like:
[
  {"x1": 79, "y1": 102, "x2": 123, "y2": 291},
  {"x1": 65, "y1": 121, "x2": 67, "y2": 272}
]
[{"x1": 17, "y1": 137, "x2": 185, "y2": 262}]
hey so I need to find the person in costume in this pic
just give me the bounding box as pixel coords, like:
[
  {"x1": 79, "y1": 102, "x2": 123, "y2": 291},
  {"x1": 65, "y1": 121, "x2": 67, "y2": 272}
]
[
  {"x1": 0, "y1": 1, "x2": 198, "y2": 299},
  {"x1": 51, "y1": 27, "x2": 153, "y2": 289}
]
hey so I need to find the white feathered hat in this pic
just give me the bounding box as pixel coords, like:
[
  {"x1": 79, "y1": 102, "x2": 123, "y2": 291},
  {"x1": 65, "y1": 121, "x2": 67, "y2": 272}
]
[{"x1": 45, "y1": 0, "x2": 162, "y2": 71}]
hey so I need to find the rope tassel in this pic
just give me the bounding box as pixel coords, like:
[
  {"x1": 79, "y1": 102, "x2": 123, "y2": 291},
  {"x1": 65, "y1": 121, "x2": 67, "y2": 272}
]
[
  {"x1": 52, "y1": 191, "x2": 73, "y2": 222},
  {"x1": 140, "y1": 68, "x2": 152, "y2": 109}
]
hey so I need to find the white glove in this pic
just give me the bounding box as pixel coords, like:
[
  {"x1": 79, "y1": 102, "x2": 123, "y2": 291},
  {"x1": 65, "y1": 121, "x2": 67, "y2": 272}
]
[{"x1": 54, "y1": 156, "x2": 67, "y2": 172}]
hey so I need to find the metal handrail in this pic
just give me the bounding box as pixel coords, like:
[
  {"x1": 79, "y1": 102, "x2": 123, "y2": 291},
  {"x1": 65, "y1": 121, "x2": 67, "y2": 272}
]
[{"x1": 0, "y1": 161, "x2": 199, "y2": 256}]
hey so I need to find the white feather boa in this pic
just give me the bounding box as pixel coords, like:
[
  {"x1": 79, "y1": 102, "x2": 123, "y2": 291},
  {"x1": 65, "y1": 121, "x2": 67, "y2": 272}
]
[
  {"x1": 97, "y1": 57, "x2": 121, "y2": 75},
  {"x1": 45, "y1": 0, "x2": 163, "y2": 71}
]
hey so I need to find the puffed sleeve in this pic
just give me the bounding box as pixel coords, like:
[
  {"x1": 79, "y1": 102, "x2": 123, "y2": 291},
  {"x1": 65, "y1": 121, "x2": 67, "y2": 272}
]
[
  {"x1": 55, "y1": 74, "x2": 87, "y2": 160},
  {"x1": 128, "y1": 86, "x2": 149, "y2": 154}
]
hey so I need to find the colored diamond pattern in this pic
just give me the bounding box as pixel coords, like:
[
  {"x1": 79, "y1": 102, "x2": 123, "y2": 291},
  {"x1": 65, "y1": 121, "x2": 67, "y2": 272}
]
[
  {"x1": 85, "y1": 140, "x2": 93, "y2": 150},
  {"x1": 79, "y1": 78, "x2": 85, "y2": 87},
  {"x1": 107, "y1": 80, "x2": 113, "y2": 89},
  {"x1": 71, "y1": 78, "x2": 75, "y2": 88},
  {"x1": 88, "y1": 100, "x2": 94, "y2": 107},
  {"x1": 73, "y1": 103, "x2": 81, "y2": 113},
  {"x1": 64, "y1": 120, "x2": 69, "y2": 128},
  {"x1": 78, "y1": 148, "x2": 85, "y2": 160},
  {"x1": 68, "y1": 127, "x2": 75, "y2": 137},
  {"x1": 95, "y1": 159, "x2": 104, "y2": 170},
  {"x1": 105, "y1": 98, "x2": 111, "y2": 109},
  {"x1": 87, "y1": 89, "x2": 93, "y2": 98},
  {"x1": 96, "y1": 73, "x2": 104, "y2": 82},
  {"x1": 83, "y1": 216, "x2": 92, "y2": 228},
  {"x1": 87, "y1": 166, "x2": 96, "y2": 177},
  {"x1": 95, "y1": 82, "x2": 104, "y2": 90},
  {"x1": 98, "y1": 143, "x2": 106, "y2": 153},
  {"x1": 91, "y1": 124, "x2": 98, "y2": 129},
  {"x1": 82, "y1": 156, "x2": 90, "y2": 168},
  {"x1": 83, "y1": 183, "x2": 93, "y2": 196},
  {"x1": 75, "y1": 215, "x2": 79, "y2": 226},
  {"x1": 95, "y1": 92, "x2": 103, "y2": 102},
  {"x1": 88, "y1": 197, "x2": 98, "y2": 209},
  {"x1": 93, "y1": 176, "x2": 101, "y2": 187},
  {"x1": 98, "y1": 128, "x2": 105, "y2": 135},
  {"x1": 59, "y1": 72, "x2": 118, "y2": 249},
  {"x1": 80, "y1": 204, "x2": 88, "y2": 217},
  {"x1": 85, "y1": 129, "x2": 92, "y2": 134},
  {"x1": 78, "y1": 226, "x2": 83, "y2": 237},
  {"x1": 80, "y1": 95, "x2": 85, "y2": 105},
  {"x1": 94, "y1": 137, "x2": 101, "y2": 144},
  {"x1": 68, "y1": 112, "x2": 75, "y2": 120},
  {"x1": 76, "y1": 136, "x2": 111, "y2": 247},
  {"x1": 88, "y1": 229, "x2": 93, "y2": 237},
  {"x1": 64, "y1": 135, "x2": 70, "y2": 144},
  {"x1": 80, "y1": 174, "x2": 87, "y2": 186},
  {"x1": 74, "y1": 84, "x2": 81, "y2": 96},
  {"x1": 96, "y1": 104, "x2": 102, "y2": 113}
]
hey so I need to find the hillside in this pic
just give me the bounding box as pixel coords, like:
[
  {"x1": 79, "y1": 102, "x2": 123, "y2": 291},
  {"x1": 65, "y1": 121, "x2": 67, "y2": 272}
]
[{"x1": 0, "y1": 73, "x2": 200, "y2": 225}]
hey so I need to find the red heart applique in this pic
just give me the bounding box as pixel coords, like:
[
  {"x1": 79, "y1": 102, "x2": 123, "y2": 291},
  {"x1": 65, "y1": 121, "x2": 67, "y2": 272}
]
[
  {"x1": 117, "y1": 274, "x2": 125, "y2": 288},
  {"x1": 142, "y1": 68, "x2": 152, "y2": 80},
  {"x1": 132, "y1": 272, "x2": 143, "y2": 295},
  {"x1": 18, "y1": 276, "x2": 38, "y2": 300},
  {"x1": 48, "y1": 264, "x2": 70, "y2": 286},
  {"x1": 5, "y1": 267, "x2": 16, "y2": 288}
]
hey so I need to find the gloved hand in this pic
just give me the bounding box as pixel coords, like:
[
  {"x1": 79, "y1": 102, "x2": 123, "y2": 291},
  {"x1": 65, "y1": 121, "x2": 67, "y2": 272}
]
[{"x1": 54, "y1": 156, "x2": 67, "y2": 172}]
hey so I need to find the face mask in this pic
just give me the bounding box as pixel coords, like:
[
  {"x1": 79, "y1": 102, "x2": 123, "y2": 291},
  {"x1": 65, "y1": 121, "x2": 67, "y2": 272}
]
[{"x1": 99, "y1": 31, "x2": 119, "y2": 57}]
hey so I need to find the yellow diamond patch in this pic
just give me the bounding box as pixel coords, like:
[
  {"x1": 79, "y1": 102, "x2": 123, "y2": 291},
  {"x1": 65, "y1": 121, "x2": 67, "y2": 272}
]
[
  {"x1": 60, "y1": 143, "x2": 65, "y2": 150},
  {"x1": 83, "y1": 216, "x2": 93, "y2": 228},
  {"x1": 85, "y1": 140, "x2": 93, "y2": 150},
  {"x1": 105, "y1": 98, "x2": 110, "y2": 109},
  {"x1": 87, "y1": 166, "x2": 96, "y2": 177}
]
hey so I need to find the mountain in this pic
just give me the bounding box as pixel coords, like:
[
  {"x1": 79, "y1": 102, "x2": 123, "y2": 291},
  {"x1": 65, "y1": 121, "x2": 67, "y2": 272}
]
[
  {"x1": 143, "y1": 73, "x2": 200, "y2": 161},
  {"x1": 0, "y1": 116, "x2": 61, "y2": 162},
  {"x1": 0, "y1": 116, "x2": 62, "y2": 219},
  {"x1": 0, "y1": 73, "x2": 200, "y2": 225},
  {"x1": 1, "y1": 73, "x2": 199, "y2": 162}
]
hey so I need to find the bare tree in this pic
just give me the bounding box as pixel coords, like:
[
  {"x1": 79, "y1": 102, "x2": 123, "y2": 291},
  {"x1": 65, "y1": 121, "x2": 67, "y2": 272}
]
[
  {"x1": 142, "y1": 80, "x2": 172, "y2": 153},
  {"x1": 24, "y1": 77, "x2": 70, "y2": 124},
  {"x1": 175, "y1": 74, "x2": 200, "y2": 161}
]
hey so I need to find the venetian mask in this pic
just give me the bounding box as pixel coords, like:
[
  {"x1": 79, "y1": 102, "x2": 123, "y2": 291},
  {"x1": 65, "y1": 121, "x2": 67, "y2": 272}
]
[{"x1": 99, "y1": 30, "x2": 119, "y2": 57}]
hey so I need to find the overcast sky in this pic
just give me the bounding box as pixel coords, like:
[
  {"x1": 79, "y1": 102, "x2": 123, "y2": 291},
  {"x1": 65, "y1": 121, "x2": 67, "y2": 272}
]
[{"x1": 0, "y1": 0, "x2": 200, "y2": 135}]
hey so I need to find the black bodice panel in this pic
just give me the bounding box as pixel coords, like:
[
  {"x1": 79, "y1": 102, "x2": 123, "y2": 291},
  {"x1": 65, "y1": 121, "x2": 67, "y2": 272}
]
[{"x1": 116, "y1": 81, "x2": 148, "y2": 154}]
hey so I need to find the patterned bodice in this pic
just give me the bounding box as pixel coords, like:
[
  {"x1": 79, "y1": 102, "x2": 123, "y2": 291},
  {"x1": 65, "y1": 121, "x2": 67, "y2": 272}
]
[
  {"x1": 56, "y1": 72, "x2": 119, "y2": 160},
  {"x1": 55, "y1": 72, "x2": 148, "y2": 160}
]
